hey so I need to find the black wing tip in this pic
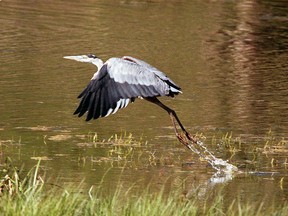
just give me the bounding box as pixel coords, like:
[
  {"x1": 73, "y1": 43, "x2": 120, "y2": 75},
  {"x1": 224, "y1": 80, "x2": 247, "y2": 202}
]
[
  {"x1": 73, "y1": 111, "x2": 95, "y2": 121},
  {"x1": 73, "y1": 108, "x2": 87, "y2": 118},
  {"x1": 85, "y1": 116, "x2": 92, "y2": 121}
]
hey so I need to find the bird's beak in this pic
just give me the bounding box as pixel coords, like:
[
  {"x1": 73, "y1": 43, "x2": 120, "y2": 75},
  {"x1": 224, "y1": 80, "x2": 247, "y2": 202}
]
[{"x1": 63, "y1": 55, "x2": 89, "y2": 62}]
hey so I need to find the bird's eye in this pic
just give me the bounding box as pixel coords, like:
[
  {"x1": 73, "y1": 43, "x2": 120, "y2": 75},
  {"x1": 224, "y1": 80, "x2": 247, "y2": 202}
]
[{"x1": 87, "y1": 54, "x2": 97, "y2": 59}]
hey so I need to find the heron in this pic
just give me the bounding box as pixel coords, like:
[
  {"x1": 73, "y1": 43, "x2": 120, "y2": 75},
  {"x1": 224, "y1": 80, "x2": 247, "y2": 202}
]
[{"x1": 64, "y1": 54, "x2": 196, "y2": 144}]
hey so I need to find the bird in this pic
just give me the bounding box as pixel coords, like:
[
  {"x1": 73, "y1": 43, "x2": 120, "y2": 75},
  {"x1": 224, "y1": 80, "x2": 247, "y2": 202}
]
[{"x1": 63, "y1": 54, "x2": 195, "y2": 143}]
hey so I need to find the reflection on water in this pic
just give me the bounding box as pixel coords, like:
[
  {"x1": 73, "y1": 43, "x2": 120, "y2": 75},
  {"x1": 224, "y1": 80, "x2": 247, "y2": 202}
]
[
  {"x1": 205, "y1": 0, "x2": 288, "y2": 139},
  {"x1": 0, "y1": 0, "x2": 288, "y2": 207}
]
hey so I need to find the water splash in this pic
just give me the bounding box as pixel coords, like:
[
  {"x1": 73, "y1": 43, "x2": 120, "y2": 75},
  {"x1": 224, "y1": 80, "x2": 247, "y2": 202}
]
[{"x1": 186, "y1": 139, "x2": 238, "y2": 179}]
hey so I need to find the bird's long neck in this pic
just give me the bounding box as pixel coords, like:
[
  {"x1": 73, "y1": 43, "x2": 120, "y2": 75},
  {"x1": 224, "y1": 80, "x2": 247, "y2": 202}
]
[
  {"x1": 92, "y1": 58, "x2": 104, "y2": 71},
  {"x1": 91, "y1": 58, "x2": 104, "y2": 80}
]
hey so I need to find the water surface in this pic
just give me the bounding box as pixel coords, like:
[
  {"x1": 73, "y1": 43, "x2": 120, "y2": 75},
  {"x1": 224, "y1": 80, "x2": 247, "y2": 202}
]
[{"x1": 1, "y1": 0, "x2": 288, "y2": 207}]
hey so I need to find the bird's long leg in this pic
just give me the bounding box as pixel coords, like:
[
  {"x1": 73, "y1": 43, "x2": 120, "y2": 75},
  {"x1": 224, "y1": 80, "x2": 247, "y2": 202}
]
[{"x1": 145, "y1": 97, "x2": 197, "y2": 144}]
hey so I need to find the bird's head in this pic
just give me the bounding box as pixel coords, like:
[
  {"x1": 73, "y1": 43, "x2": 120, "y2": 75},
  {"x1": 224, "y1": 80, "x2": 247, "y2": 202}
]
[{"x1": 63, "y1": 54, "x2": 103, "y2": 68}]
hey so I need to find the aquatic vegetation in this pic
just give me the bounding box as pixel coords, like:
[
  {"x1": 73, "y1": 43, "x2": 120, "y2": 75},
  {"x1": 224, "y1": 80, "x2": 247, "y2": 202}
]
[
  {"x1": 1, "y1": 160, "x2": 288, "y2": 216},
  {"x1": 207, "y1": 131, "x2": 288, "y2": 169},
  {"x1": 1, "y1": 132, "x2": 288, "y2": 215},
  {"x1": 66, "y1": 130, "x2": 288, "y2": 180},
  {"x1": 78, "y1": 132, "x2": 150, "y2": 166},
  {"x1": 0, "y1": 159, "x2": 43, "y2": 197}
]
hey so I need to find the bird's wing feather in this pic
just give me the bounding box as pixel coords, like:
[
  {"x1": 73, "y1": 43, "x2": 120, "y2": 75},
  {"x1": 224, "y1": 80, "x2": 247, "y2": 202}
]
[
  {"x1": 122, "y1": 56, "x2": 181, "y2": 92},
  {"x1": 74, "y1": 59, "x2": 177, "y2": 121}
]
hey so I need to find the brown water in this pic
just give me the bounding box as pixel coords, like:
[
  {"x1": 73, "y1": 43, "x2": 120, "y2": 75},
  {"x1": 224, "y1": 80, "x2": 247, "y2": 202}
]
[{"x1": 1, "y1": 0, "x2": 288, "y2": 206}]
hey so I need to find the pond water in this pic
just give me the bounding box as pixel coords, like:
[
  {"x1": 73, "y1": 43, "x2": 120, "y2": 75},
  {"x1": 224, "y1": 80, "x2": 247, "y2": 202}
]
[{"x1": 1, "y1": 0, "x2": 288, "y2": 207}]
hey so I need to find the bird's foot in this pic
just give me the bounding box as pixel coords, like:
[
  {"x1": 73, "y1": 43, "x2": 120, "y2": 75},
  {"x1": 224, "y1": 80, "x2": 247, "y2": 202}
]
[
  {"x1": 186, "y1": 133, "x2": 198, "y2": 144},
  {"x1": 176, "y1": 133, "x2": 185, "y2": 142},
  {"x1": 176, "y1": 132, "x2": 198, "y2": 149},
  {"x1": 180, "y1": 131, "x2": 198, "y2": 144}
]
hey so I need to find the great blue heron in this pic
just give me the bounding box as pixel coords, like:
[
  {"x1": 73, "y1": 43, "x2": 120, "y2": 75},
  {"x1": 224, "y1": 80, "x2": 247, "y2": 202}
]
[{"x1": 64, "y1": 54, "x2": 196, "y2": 144}]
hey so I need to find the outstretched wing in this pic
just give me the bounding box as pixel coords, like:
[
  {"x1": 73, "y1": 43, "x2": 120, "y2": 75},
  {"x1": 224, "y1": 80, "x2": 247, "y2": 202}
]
[
  {"x1": 122, "y1": 56, "x2": 182, "y2": 93},
  {"x1": 74, "y1": 57, "x2": 181, "y2": 121}
]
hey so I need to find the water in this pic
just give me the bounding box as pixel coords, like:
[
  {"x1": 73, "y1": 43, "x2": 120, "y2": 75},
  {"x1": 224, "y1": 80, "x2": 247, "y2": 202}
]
[{"x1": 1, "y1": 0, "x2": 288, "y2": 206}]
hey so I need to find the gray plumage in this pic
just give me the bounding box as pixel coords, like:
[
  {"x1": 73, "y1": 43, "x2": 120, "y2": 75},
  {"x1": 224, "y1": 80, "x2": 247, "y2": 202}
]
[{"x1": 64, "y1": 54, "x2": 182, "y2": 121}]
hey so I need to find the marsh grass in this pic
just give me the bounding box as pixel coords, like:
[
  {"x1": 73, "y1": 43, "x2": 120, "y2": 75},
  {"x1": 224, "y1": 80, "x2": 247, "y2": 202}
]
[
  {"x1": 206, "y1": 131, "x2": 288, "y2": 170},
  {"x1": 1, "y1": 160, "x2": 288, "y2": 215},
  {"x1": 87, "y1": 131, "x2": 146, "y2": 147},
  {"x1": 1, "y1": 132, "x2": 288, "y2": 215},
  {"x1": 213, "y1": 131, "x2": 288, "y2": 154}
]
